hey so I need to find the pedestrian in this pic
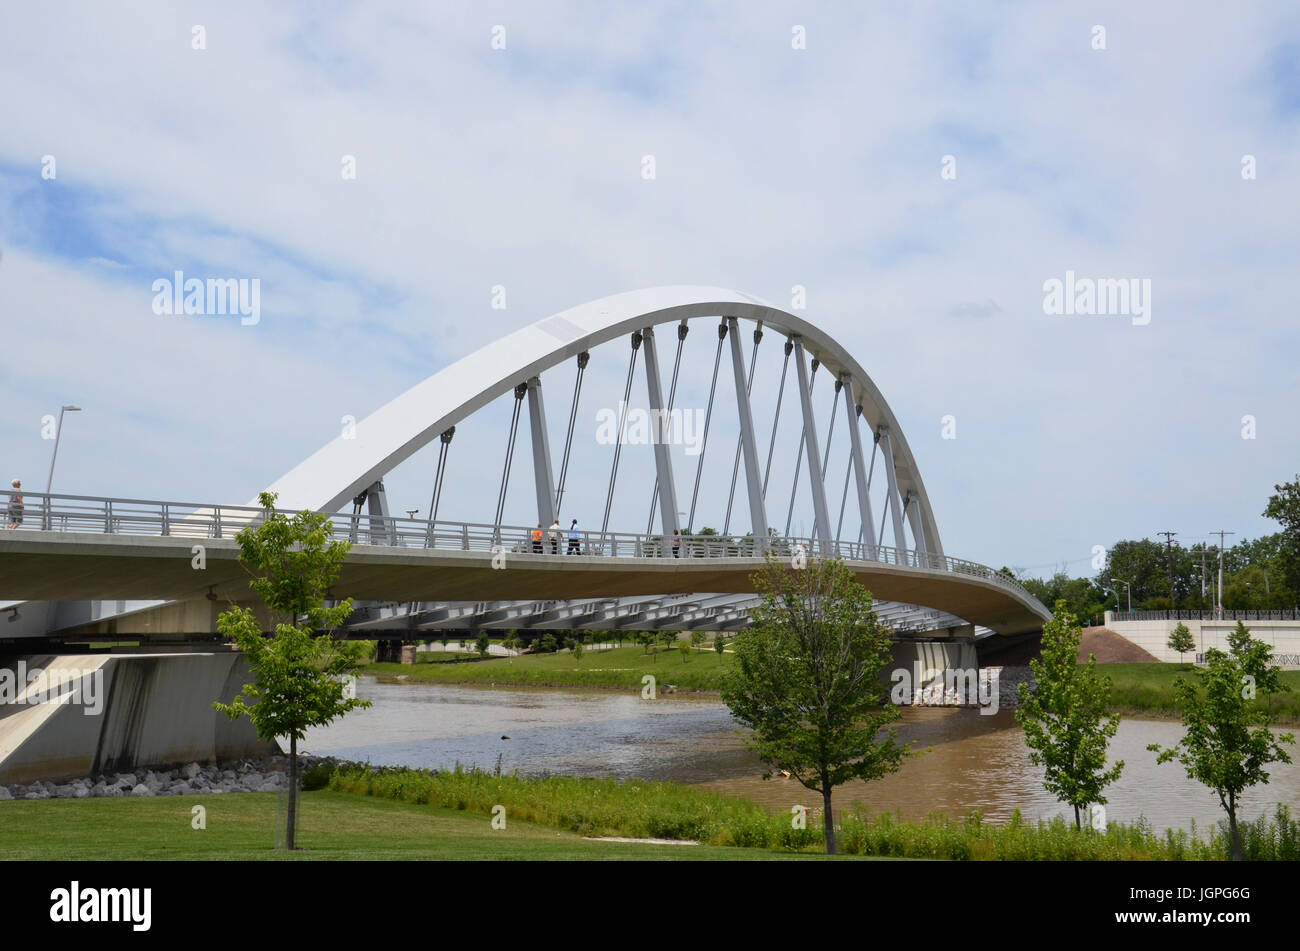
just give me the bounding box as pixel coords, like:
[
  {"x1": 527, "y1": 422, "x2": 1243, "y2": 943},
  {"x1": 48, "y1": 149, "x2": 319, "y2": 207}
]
[
  {"x1": 531, "y1": 523, "x2": 543, "y2": 553},
  {"x1": 549, "y1": 518, "x2": 561, "y2": 554},
  {"x1": 567, "y1": 519, "x2": 581, "y2": 554},
  {"x1": 7, "y1": 479, "x2": 22, "y2": 530},
  {"x1": 671, "y1": 528, "x2": 682, "y2": 558}
]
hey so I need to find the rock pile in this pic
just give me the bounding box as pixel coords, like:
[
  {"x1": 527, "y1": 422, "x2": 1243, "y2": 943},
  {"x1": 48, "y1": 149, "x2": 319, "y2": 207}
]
[{"x1": 0, "y1": 754, "x2": 343, "y2": 800}]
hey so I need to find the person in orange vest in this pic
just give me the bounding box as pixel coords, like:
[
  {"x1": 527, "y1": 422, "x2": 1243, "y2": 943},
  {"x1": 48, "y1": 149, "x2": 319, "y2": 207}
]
[{"x1": 531, "y1": 524, "x2": 543, "y2": 553}]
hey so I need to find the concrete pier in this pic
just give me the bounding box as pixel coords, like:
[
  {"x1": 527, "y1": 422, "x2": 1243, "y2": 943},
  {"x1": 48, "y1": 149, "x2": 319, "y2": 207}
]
[{"x1": 0, "y1": 651, "x2": 277, "y2": 784}]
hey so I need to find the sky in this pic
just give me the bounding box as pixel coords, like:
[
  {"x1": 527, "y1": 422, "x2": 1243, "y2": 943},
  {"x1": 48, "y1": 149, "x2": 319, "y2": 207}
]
[{"x1": 1, "y1": 1, "x2": 1297, "y2": 579}]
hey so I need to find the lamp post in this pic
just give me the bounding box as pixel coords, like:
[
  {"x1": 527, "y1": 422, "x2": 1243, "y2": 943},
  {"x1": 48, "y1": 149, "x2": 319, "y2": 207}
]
[
  {"x1": 43, "y1": 404, "x2": 81, "y2": 528},
  {"x1": 1111, "y1": 578, "x2": 1133, "y2": 613}
]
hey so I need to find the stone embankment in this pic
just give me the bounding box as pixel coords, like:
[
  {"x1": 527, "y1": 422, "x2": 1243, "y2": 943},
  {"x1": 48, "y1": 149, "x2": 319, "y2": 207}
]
[{"x1": 0, "y1": 753, "x2": 341, "y2": 800}]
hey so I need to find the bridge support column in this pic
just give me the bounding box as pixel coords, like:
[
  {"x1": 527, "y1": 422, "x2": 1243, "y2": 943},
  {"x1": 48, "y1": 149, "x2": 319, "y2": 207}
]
[
  {"x1": 0, "y1": 651, "x2": 277, "y2": 785},
  {"x1": 525, "y1": 377, "x2": 558, "y2": 527},
  {"x1": 792, "y1": 338, "x2": 832, "y2": 556},
  {"x1": 842, "y1": 378, "x2": 878, "y2": 559},
  {"x1": 877, "y1": 427, "x2": 908, "y2": 555},
  {"x1": 726, "y1": 317, "x2": 769, "y2": 554},
  {"x1": 641, "y1": 327, "x2": 680, "y2": 540}
]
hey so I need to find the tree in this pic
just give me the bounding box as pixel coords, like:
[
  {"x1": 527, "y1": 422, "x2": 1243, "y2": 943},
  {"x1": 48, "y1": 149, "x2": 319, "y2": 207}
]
[
  {"x1": 213, "y1": 491, "x2": 371, "y2": 850},
  {"x1": 572, "y1": 639, "x2": 584, "y2": 664},
  {"x1": 1168, "y1": 622, "x2": 1195, "y2": 668},
  {"x1": 713, "y1": 633, "x2": 726, "y2": 657},
  {"x1": 1015, "y1": 600, "x2": 1124, "y2": 831},
  {"x1": 720, "y1": 556, "x2": 904, "y2": 854},
  {"x1": 1263, "y1": 476, "x2": 1300, "y2": 600},
  {"x1": 475, "y1": 632, "x2": 491, "y2": 658},
  {"x1": 690, "y1": 630, "x2": 706, "y2": 654},
  {"x1": 1147, "y1": 622, "x2": 1295, "y2": 860},
  {"x1": 536, "y1": 632, "x2": 558, "y2": 653},
  {"x1": 676, "y1": 640, "x2": 690, "y2": 662}
]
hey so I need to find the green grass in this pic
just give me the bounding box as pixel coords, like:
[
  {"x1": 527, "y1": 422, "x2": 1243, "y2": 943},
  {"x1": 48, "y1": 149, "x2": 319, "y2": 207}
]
[
  {"x1": 1103, "y1": 663, "x2": 1300, "y2": 724},
  {"x1": 326, "y1": 764, "x2": 1300, "y2": 860},
  {"x1": 365, "y1": 644, "x2": 730, "y2": 690},
  {"x1": 0, "y1": 791, "x2": 850, "y2": 861}
]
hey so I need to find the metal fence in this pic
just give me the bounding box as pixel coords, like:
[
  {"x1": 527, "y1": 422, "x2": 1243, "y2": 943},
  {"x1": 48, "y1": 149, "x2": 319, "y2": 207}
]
[
  {"x1": 3, "y1": 489, "x2": 1034, "y2": 600},
  {"x1": 1112, "y1": 609, "x2": 1300, "y2": 622}
]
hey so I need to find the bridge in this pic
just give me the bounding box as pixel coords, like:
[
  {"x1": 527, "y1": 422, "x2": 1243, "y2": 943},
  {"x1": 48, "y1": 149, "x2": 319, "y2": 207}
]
[
  {"x1": 1, "y1": 285, "x2": 1047, "y2": 644},
  {"x1": 0, "y1": 286, "x2": 1047, "y2": 782}
]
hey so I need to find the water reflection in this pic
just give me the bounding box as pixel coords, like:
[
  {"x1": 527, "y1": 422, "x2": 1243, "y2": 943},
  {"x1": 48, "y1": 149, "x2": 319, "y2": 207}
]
[{"x1": 302, "y1": 678, "x2": 1298, "y2": 832}]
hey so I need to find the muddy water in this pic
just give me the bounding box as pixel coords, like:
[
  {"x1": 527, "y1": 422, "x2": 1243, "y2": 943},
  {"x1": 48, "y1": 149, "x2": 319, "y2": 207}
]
[{"x1": 302, "y1": 678, "x2": 1299, "y2": 832}]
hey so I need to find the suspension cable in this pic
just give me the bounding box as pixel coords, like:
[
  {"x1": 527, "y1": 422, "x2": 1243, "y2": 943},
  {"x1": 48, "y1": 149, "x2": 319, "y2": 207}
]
[
  {"x1": 686, "y1": 321, "x2": 728, "y2": 532},
  {"x1": 835, "y1": 403, "x2": 863, "y2": 547},
  {"x1": 600, "y1": 332, "x2": 642, "y2": 538},
  {"x1": 493, "y1": 384, "x2": 528, "y2": 541},
  {"x1": 646, "y1": 320, "x2": 689, "y2": 534},
  {"x1": 761, "y1": 339, "x2": 794, "y2": 499},
  {"x1": 784, "y1": 359, "x2": 819, "y2": 536},
  {"x1": 859, "y1": 431, "x2": 879, "y2": 547},
  {"x1": 722, "y1": 323, "x2": 762, "y2": 534},
  {"x1": 425, "y1": 426, "x2": 455, "y2": 546},
  {"x1": 554, "y1": 351, "x2": 589, "y2": 515},
  {"x1": 809, "y1": 378, "x2": 842, "y2": 539}
]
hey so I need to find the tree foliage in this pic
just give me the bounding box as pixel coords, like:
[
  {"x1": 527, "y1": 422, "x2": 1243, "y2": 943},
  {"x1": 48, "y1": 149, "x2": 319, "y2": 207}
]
[
  {"x1": 720, "y1": 556, "x2": 904, "y2": 854},
  {"x1": 1168, "y1": 622, "x2": 1195, "y2": 666},
  {"x1": 213, "y1": 491, "x2": 371, "y2": 850},
  {"x1": 1147, "y1": 621, "x2": 1295, "y2": 860},
  {"x1": 1015, "y1": 600, "x2": 1124, "y2": 830}
]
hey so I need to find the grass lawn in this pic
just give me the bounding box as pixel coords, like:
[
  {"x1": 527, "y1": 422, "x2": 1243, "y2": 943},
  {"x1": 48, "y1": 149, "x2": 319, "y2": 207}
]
[
  {"x1": 0, "y1": 792, "x2": 864, "y2": 861},
  {"x1": 1104, "y1": 662, "x2": 1300, "y2": 724},
  {"x1": 365, "y1": 644, "x2": 730, "y2": 690}
]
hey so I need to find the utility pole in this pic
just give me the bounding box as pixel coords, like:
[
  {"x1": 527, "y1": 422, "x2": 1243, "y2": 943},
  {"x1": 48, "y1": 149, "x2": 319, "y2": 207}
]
[
  {"x1": 1200, "y1": 546, "x2": 1207, "y2": 605},
  {"x1": 1158, "y1": 530, "x2": 1178, "y2": 611},
  {"x1": 1210, "y1": 530, "x2": 1235, "y2": 619}
]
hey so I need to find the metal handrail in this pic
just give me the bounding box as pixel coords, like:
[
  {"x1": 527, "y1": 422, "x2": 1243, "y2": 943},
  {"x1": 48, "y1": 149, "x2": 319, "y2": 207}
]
[
  {"x1": 1112, "y1": 609, "x2": 1300, "y2": 622},
  {"x1": 2, "y1": 489, "x2": 1034, "y2": 599}
]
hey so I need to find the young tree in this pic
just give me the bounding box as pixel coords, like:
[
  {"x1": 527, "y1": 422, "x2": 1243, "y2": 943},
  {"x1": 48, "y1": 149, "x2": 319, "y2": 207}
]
[
  {"x1": 713, "y1": 633, "x2": 726, "y2": 658},
  {"x1": 690, "y1": 630, "x2": 707, "y2": 654},
  {"x1": 1015, "y1": 600, "x2": 1124, "y2": 831},
  {"x1": 213, "y1": 491, "x2": 371, "y2": 850},
  {"x1": 677, "y1": 640, "x2": 691, "y2": 663},
  {"x1": 1168, "y1": 622, "x2": 1195, "y2": 668},
  {"x1": 475, "y1": 632, "x2": 491, "y2": 658},
  {"x1": 634, "y1": 631, "x2": 656, "y2": 661},
  {"x1": 572, "y1": 639, "x2": 584, "y2": 665},
  {"x1": 721, "y1": 556, "x2": 904, "y2": 854},
  {"x1": 1147, "y1": 622, "x2": 1295, "y2": 860}
]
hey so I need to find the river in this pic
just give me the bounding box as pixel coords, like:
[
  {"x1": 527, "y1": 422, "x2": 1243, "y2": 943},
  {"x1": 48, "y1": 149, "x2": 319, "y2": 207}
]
[{"x1": 302, "y1": 677, "x2": 1299, "y2": 832}]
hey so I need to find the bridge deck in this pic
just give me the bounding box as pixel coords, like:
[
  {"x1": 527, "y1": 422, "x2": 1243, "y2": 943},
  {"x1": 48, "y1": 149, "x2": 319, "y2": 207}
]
[{"x1": 0, "y1": 531, "x2": 1047, "y2": 636}]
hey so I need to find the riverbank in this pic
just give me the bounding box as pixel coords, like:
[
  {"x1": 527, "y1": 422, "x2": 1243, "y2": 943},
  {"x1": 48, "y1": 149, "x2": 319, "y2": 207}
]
[
  {"x1": 361, "y1": 651, "x2": 1300, "y2": 723},
  {"x1": 325, "y1": 764, "x2": 1297, "y2": 859}
]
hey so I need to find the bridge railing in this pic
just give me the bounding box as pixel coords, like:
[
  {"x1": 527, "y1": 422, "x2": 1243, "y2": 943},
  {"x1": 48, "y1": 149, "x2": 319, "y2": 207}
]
[{"x1": 3, "y1": 490, "x2": 1033, "y2": 600}]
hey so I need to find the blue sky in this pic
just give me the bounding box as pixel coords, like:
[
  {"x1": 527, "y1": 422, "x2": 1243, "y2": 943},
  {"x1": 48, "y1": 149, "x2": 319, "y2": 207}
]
[{"x1": 1, "y1": 1, "x2": 1298, "y2": 576}]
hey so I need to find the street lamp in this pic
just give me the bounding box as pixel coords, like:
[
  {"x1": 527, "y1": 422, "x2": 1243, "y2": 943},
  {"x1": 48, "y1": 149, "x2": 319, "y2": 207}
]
[
  {"x1": 43, "y1": 404, "x2": 81, "y2": 528},
  {"x1": 1111, "y1": 578, "x2": 1133, "y2": 613}
]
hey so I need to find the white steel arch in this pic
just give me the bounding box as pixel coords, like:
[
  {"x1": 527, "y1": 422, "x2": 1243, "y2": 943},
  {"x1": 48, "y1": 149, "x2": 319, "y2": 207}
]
[{"x1": 262, "y1": 286, "x2": 944, "y2": 556}]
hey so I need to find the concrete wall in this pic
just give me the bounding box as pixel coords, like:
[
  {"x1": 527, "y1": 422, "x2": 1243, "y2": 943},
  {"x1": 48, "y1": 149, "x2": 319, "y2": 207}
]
[
  {"x1": 0, "y1": 651, "x2": 277, "y2": 784},
  {"x1": 1104, "y1": 613, "x2": 1300, "y2": 667}
]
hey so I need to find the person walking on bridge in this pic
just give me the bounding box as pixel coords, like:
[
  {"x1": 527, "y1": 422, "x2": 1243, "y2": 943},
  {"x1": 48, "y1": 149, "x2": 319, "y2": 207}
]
[
  {"x1": 549, "y1": 519, "x2": 562, "y2": 554},
  {"x1": 7, "y1": 479, "x2": 23, "y2": 529},
  {"x1": 531, "y1": 523, "x2": 543, "y2": 553},
  {"x1": 567, "y1": 519, "x2": 581, "y2": 555}
]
